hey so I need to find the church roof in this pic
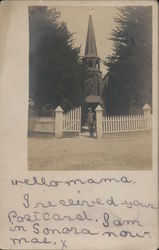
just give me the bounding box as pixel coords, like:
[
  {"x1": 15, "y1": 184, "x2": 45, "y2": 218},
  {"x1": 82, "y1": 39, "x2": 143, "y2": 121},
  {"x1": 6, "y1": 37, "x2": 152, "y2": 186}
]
[
  {"x1": 84, "y1": 15, "x2": 98, "y2": 57},
  {"x1": 85, "y1": 95, "x2": 103, "y2": 104}
]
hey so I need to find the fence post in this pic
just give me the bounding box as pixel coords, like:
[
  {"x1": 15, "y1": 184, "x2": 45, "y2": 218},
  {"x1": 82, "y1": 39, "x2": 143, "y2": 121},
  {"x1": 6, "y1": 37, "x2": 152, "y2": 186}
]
[
  {"x1": 143, "y1": 103, "x2": 151, "y2": 130},
  {"x1": 55, "y1": 106, "x2": 64, "y2": 138},
  {"x1": 95, "y1": 105, "x2": 103, "y2": 139}
]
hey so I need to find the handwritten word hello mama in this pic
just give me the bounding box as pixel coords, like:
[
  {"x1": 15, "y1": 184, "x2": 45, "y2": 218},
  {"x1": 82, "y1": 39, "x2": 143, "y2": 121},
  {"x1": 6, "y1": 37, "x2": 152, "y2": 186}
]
[{"x1": 11, "y1": 176, "x2": 134, "y2": 188}]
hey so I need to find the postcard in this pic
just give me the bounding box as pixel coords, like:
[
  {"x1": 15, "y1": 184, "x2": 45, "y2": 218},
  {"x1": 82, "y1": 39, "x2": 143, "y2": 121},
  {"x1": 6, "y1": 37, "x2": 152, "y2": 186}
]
[{"x1": 0, "y1": 0, "x2": 158, "y2": 249}]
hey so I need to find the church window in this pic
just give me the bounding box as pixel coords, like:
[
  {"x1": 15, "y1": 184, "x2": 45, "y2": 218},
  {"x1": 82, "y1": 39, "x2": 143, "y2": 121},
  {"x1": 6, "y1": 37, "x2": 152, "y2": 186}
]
[
  {"x1": 88, "y1": 60, "x2": 93, "y2": 68},
  {"x1": 96, "y1": 60, "x2": 99, "y2": 69}
]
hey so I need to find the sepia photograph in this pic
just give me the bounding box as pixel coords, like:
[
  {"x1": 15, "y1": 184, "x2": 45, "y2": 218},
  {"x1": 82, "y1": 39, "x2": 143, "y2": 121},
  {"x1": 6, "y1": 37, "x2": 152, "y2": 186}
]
[
  {"x1": 28, "y1": 5, "x2": 152, "y2": 170},
  {"x1": 0, "y1": 2, "x2": 158, "y2": 250}
]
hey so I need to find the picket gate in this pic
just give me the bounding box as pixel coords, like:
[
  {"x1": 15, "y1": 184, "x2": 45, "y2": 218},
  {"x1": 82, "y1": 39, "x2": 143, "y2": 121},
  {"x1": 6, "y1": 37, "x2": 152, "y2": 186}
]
[{"x1": 63, "y1": 107, "x2": 81, "y2": 132}]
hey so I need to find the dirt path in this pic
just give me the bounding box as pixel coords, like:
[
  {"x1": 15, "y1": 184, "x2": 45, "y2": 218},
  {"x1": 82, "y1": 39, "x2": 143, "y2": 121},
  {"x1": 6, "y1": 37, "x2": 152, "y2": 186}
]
[{"x1": 28, "y1": 133, "x2": 152, "y2": 170}]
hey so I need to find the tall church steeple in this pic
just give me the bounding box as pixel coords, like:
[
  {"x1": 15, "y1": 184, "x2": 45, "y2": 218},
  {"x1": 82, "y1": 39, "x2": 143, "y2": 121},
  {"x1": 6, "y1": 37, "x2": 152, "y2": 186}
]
[
  {"x1": 85, "y1": 15, "x2": 98, "y2": 57},
  {"x1": 82, "y1": 14, "x2": 106, "y2": 115},
  {"x1": 83, "y1": 15, "x2": 100, "y2": 71}
]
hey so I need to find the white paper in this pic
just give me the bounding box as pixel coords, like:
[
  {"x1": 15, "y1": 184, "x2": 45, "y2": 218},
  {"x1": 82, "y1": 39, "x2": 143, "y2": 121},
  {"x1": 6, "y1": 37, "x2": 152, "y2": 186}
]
[{"x1": 0, "y1": 1, "x2": 158, "y2": 249}]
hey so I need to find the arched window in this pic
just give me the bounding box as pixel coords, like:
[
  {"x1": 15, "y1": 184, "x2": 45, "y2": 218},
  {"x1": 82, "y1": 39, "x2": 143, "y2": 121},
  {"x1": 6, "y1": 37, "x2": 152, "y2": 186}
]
[
  {"x1": 96, "y1": 60, "x2": 100, "y2": 69},
  {"x1": 88, "y1": 60, "x2": 93, "y2": 68}
]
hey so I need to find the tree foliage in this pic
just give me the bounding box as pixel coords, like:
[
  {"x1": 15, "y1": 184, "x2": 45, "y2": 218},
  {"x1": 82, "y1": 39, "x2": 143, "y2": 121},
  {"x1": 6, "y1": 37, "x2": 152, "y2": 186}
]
[
  {"x1": 104, "y1": 6, "x2": 152, "y2": 115},
  {"x1": 29, "y1": 6, "x2": 86, "y2": 115}
]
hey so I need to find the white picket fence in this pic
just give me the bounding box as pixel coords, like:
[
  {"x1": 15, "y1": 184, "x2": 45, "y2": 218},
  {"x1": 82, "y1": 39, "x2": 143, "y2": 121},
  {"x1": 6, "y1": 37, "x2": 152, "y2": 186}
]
[
  {"x1": 102, "y1": 115, "x2": 149, "y2": 133},
  {"x1": 28, "y1": 104, "x2": 151, "y2": 138},
  {"x1": 63, "y1": 107, "x2": 81, "y2": 132}
]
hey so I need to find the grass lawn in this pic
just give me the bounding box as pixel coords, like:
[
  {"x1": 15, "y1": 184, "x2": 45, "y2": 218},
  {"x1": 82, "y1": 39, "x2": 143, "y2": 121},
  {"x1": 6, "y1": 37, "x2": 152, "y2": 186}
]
[{"x1": 28, "y1": 133, "x2": 152, "y2": 171}]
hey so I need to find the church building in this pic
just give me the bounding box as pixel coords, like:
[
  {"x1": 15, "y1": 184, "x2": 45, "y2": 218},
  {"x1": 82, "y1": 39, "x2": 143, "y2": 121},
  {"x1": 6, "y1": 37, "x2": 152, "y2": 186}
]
[{"x1": 82, "y1": 15, "x2": 105, "y2": 112}]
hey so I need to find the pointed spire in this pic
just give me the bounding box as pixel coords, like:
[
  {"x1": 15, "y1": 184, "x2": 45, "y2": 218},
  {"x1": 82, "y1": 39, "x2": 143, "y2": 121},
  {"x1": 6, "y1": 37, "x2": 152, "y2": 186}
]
[{"x1": 85, "y1": 15, "x2": 98, "y2": 57}]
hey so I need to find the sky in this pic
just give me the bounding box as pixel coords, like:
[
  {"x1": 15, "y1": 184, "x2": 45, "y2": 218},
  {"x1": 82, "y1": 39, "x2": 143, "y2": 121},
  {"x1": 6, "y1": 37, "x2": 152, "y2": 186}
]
[{"x1": 52, "y1": 6, "x2": 118, "y2": 75}]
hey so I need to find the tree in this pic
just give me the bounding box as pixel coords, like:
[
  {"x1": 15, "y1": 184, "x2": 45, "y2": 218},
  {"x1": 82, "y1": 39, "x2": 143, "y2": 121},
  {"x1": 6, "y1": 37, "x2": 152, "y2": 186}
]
[
  {"x1": 104, "y1": 6, "x2": 152, "y2": 115},
  {"x1": 29, "y1": 6, "x2": 86, "y2": 115}
]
